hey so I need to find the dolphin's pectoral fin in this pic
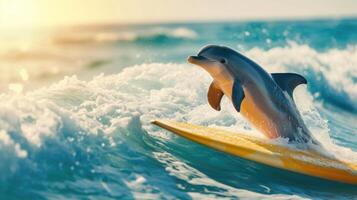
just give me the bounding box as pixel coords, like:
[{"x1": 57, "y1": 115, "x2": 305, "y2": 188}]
[
  {"x1": 232, "y1": 80, "x2": 245, "y2": 112},
  {"x1": 271, "y1": 73, "x2": 307, "y2": 98},
  {"x1": 207, "y1": 81, "x2": 224, "y2": 111}
]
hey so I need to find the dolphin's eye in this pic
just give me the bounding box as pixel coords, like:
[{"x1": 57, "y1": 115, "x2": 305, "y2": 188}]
[{"x1": 220, "y1": 59, "x2": 226, "y2": 64}]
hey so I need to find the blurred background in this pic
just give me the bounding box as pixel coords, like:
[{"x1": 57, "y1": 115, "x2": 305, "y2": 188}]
[{"x1": 1, "y1": 0, "x2": 356, "y2": 93}]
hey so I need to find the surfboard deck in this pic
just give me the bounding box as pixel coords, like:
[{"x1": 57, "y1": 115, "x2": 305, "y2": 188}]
[{"x1": 152, "y1": 120, "x2": 357, "y2": 184}]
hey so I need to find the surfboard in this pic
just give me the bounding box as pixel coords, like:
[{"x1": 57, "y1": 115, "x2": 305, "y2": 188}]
[{"x1": 152, "y1": 120, "x2": 357, "y2": 184}]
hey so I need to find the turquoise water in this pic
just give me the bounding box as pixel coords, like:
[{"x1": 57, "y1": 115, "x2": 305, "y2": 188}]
[{"x1": 0, "y1": 18, "x2": 356, "y2": 199}]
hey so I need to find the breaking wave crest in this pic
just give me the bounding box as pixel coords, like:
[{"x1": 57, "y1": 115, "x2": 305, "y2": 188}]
[{"x1": 245, "y1": 42, "x2": 357, "y2": 112}]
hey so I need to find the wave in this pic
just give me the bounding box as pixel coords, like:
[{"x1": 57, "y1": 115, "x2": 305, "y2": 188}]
[
  {"x1": 53, "y1": 27, "x2": 197, "y2": 45},
  {"x1": 1, "y1": 41, "x2": 357, "y2": 198},
  {"x1": 244, "y1": 42, "x2": 357, "y2": 113},
  {"x1": 0, "y1": 62, "x2": 355, "y2": 198}
]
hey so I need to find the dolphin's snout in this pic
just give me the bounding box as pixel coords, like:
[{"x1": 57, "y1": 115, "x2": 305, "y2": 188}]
[
  {"x1": 187, "y1": 56, "x2": 196, "y2": 63},
  {"x1": 187, "y1": 55, "x2": 199, "y2": 64},
  {"x1": 187, "y1": 55, "x2": 208, "y2": 65}
]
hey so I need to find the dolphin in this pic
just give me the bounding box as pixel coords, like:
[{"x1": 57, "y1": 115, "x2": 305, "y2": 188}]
[{"x1": 188, "y1": 45, "x2": 318, "y2": 144}]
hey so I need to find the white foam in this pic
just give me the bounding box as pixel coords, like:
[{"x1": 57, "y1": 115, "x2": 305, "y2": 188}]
[
  {"x1": 245, "y1": 42, "x2": 357, "y2": 107},
  {"x1": 0, "y1": 130, "x2": 27, "y2": 158}
]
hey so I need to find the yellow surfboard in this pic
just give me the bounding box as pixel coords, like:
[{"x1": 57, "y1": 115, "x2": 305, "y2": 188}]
[{"x1": 152, "y1": 120, "x2": 357, "y2": 184}]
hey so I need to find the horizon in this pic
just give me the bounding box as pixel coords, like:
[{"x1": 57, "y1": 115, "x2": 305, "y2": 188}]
[
  {"x1": 72, "y1": 15, "x2": 357, "y2": 27},
  {"x1": 1, "y1": 0, "x2": 357, "y2": 29},
  {"x1": 3, "y1": 15, "x2": 357, "y2": 31}
]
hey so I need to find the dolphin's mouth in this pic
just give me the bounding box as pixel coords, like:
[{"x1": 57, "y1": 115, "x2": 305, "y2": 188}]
[{"x1": 188, "y1": 55, "x2": 216, "y2": 66}]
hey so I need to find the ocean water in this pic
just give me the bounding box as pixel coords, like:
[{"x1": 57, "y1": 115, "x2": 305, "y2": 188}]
[{"x1": 0, "y1": 19, "x2": 356, "y2": 199}]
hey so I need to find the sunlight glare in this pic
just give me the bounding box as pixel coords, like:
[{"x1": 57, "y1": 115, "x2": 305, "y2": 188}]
[{"x1": 0, "y1": 0, "x2": 36, "y2": 29}]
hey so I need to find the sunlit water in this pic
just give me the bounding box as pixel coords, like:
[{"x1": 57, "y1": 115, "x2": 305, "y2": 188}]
[{"x1": 0, "y1": 19, "x2": 356, "y2": 199}]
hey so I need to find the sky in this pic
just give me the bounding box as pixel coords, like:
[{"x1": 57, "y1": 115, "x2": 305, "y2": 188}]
[{"x1": 0, "y1": 0, "x2": 357, "y2": 28}]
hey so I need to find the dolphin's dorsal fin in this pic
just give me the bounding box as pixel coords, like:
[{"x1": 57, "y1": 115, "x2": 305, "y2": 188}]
[
  {"x1": 271, "y1": 73, "x2": 307, "y2": 99},
  {"x1": 232, "y1": 80, "x2": 245, "y2": 112},
  {"x1": 207, "y1": 81, "x2": 224, "y2": 111}
]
